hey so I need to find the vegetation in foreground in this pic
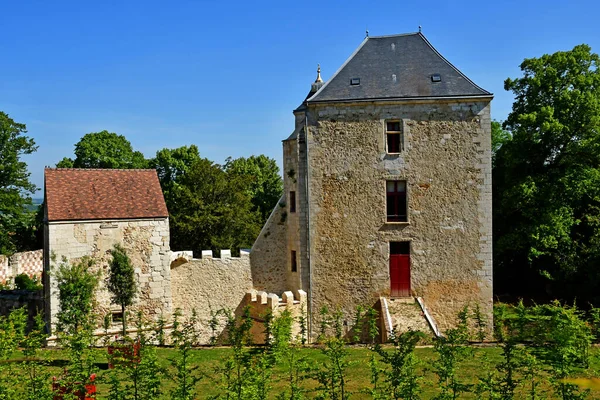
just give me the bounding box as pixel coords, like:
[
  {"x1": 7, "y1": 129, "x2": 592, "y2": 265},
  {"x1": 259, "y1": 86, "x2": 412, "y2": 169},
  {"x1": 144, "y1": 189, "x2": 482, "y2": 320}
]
[{"x1": 2, "y1": 299, "x2": 600, "y2": 399}]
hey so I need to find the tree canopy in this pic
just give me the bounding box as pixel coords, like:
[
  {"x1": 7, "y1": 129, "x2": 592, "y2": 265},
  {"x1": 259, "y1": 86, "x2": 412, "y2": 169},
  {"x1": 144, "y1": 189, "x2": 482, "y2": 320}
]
[
  {"x1": 224, "y1": 155, "x2": 283, "y2": 222},
  {"x1": 168, "y1": 157, "x2": 262, "y2": 256},
  {"x1": 0, "y1": 112, "x2": 38, "y2": 255},
  {"x1": 493, "y1": 44, "x2": 600, "y2": 301},
  {"x1": 57, "y1": 130, "x2": 147, "y2": 169}
]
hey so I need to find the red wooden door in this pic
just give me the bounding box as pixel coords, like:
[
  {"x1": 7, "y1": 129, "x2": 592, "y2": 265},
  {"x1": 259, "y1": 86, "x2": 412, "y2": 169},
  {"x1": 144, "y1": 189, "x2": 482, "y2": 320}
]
[{"x1": 390, "y1": 254, "x2": 410, "y2": 297}]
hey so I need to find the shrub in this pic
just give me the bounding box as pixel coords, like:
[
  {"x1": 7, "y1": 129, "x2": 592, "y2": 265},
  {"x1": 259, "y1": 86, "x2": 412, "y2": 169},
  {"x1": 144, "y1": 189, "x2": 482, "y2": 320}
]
[{"x1": 14, "y1": 273, "x2": 42, "y2": 290}]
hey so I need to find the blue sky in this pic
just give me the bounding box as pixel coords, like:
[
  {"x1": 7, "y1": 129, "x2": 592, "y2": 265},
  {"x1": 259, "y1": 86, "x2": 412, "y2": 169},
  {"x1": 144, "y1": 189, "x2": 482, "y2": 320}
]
[{"x1": 1, "y1": 0, "x2": 598, "y2": 193}]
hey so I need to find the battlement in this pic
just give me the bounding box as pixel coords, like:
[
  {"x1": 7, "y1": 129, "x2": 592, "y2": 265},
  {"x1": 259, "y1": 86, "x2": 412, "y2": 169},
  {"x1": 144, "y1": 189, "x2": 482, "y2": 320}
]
[
  {"x1": 170, "y1": 249, "x2": 250, "y2": 264},
  {"x1": 244, "y1": 289, "x2": 307, "y2": 344}
]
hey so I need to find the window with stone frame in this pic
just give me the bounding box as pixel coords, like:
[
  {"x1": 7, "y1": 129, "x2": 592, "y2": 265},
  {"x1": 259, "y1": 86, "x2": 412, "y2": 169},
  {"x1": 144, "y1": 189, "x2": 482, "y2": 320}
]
[
  {"x1": 386, "y1": 121, "x2": 403, "y2": 153},
  {"x1": 386, "y1": 180, "x2": 407, "y2": 222}
]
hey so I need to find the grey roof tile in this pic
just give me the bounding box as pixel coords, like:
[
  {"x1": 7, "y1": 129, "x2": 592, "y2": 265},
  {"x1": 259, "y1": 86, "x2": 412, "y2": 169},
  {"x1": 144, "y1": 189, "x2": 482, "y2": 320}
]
[{"x1": 307, "y1": 32, "x2": 491, "y2": 103}]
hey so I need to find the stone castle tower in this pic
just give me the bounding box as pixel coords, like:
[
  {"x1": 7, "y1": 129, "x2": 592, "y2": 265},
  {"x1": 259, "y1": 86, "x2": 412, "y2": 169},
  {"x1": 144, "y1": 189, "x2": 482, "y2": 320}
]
[{"x1": 251, "y1": 31, "x2": 494, "y2": 337}]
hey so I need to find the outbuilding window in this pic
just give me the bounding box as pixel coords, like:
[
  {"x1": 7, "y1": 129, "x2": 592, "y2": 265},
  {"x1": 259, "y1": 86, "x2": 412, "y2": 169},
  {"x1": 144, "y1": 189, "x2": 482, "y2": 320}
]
[{"x1": 386, "y1": 180, "x2": 407, "y2": 222}]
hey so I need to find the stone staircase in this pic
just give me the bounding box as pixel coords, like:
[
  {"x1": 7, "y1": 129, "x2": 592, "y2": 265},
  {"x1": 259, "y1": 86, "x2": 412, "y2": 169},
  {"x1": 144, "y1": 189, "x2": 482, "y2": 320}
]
[{"x1": 380, "y1": 297, "x2": 438, "y2": 340}]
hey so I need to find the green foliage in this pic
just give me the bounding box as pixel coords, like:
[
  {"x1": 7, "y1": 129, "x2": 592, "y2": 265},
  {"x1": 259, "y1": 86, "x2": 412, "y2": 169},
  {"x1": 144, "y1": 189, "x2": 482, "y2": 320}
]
[
  {"x1": 531, "y1": 302, "x2": 592, "y2": 399},
  {"x1": 432, "y1": 311, "x2": 473, "y2": 400},
  {"x1": 107, "y1": 244, "x2": 137, "y2": 337},
  {"x1": 170, "y1": 309, "x2": 201, "y2": 400},
  {"x1": 298, "y1": 304, "x2": 308, "y2": 345},
  {"x1": 276, "y1": 312, "x2": 310, "y2": 400},
  {"x1": 167, "y1": 157, "x2": 262, "y2": 256},
  {"x1": 318, "y1": 306, "x2": 331, "y2": 343},
  {"x1": 494, "y1": 44, "x2": 600, "y2": 302},
  {"x1": 224, "y1": 155, "x2": 284, "y2": 223},
  {"x1": 472, "y1": 303, "x2": 488, "y2": 342},
  {"x1": 0, "y1": 308, "x2": 33, "y2": 400},
  {"x1": 155, "y1": 312, "x2": 167, "y2": 347},
  {"x1": 373, "y1": 329, "x2": 424, "y2": 400},
  {"x1": 0, "y1": 111, "x2": 37, "y2": 255},
  {"x1": 491, "y1": 120, "x2": 511, "y2": 165},
  {"x1": 13, "y1": 273, "x2": 42, "y2": 291},
  {"x1": 314, "y1": 336, "x2": 351, "y2": 400},
  {"x1": 22, "y1": 314, "x2": 53, "y2": 400},
  {"x1": 365, "y1": 307, "x2": 379, "y2": 345},
  {"x1": 108, "y1": 312, "x2": 163, "y2": 400},
  {"x1": 60, "y1": 130, "x2": 148, "y2": 169},
  {"x1": 54, "y1": 256, "x2": 100, "y2": 334}
]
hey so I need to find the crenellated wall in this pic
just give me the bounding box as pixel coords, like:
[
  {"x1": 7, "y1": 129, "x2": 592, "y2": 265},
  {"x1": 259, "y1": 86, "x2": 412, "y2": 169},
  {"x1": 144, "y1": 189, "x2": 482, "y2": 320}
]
[
  {"x1": 170, "y1": 249, "x2": 253, "y2": 343},
  {"x1": 243, "y1": 288, "x2": 307, "y2": 344}
]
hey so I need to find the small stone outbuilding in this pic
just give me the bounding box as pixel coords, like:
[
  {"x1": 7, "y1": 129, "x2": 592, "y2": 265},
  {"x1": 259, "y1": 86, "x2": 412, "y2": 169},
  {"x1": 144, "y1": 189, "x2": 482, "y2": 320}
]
[{"x1": 43, "y1": 168, "x2": 172, "y2": 333}]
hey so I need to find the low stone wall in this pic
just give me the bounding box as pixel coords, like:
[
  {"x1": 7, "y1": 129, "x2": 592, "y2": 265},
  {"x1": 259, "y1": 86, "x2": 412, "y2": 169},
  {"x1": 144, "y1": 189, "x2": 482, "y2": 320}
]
[
  {"x1": 0, "y1": 289, "x2": 44, "y2": 330},
  {"x1": 0, "y1": 250, "x2": 43, "y2": 285},
  {"x1": 244, "y1": 289, "x2": 307, "y2": 344},
  {"x1": 170, "y1": 249, "x2": 253, "y2": 344}
]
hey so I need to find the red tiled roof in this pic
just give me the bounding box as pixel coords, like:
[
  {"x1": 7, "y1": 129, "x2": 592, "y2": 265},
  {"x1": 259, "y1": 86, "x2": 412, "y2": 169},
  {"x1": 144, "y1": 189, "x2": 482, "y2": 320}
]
[{"x1": 45, "y1": 168, "x2": 168, "y2": 222}]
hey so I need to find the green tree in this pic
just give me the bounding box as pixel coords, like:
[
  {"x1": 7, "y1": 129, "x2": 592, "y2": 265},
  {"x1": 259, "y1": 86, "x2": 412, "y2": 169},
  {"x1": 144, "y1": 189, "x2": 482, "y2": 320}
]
[
  {"x1": 107, "y1": 244, "x2": 137, "y2": 337},
  {"x1": 54, "y1": 256, "x2": 100, "y2": 334},
  {"x1": 491, "y1": 120, "x2": 511, "y2": 166},
  {"x1": 225, "y1": 155, "x2": 283, "y2": 222},
  {"x1": 149, "y1": 145, "x2": 202, "y2": 189},
  {"x1": 58, "y1": 130, "x2": 147, "y2": 169},
  {"x1": 494, "y1": 44, "x2": 600, "y2": 300},
  {"x1": 0, "y1": 112, "x2": 37, "y2": 255},
  {"x1": 169, "y1": 157, "x2": 261, "y2": 256}
]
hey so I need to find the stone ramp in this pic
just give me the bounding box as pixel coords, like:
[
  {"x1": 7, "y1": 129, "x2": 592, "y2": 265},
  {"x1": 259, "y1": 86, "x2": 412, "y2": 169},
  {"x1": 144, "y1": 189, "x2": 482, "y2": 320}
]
[{"x1": 384, "y1": 297, "x2": 432, "y2": 336}]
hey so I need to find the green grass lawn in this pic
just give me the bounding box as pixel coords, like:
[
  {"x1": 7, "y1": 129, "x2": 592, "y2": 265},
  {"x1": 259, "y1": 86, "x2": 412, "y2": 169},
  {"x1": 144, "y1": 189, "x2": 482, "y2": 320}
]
[{"x1": 10, "y1": 345, "x2": 600, "y2": 399}]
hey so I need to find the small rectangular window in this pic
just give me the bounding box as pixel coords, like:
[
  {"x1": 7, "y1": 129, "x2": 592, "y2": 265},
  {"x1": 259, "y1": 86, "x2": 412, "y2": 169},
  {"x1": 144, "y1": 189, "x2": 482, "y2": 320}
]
[
  {"x1": 386, "y1": 121, "x2": 403, "y2": 153},
  {"x1": 291, "y1": 250, "x2": 297, "y2": 272},
  {"x1": 290, "y1": 191, "x2": 296, "y2": 213},
  {"x1": 386, "y1": 180, "x2": 407, "y2": 222}
]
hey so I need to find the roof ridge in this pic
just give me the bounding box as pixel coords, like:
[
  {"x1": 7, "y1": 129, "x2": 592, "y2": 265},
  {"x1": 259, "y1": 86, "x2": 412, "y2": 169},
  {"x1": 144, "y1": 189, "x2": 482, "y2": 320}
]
[
  {"x1": 417, "y1": 33, "x2": 492, "y2": 96},
  {"x1": 45, "y1": 167, "x2": 157, "y2": 172},
  {"x1": 368, "y1": 32, "x2": 420, "y2": 39}
]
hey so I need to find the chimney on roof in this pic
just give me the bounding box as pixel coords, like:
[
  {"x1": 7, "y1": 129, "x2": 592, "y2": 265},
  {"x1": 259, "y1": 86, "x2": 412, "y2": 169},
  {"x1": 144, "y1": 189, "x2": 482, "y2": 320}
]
[{"x1": 310, "y1": 64, "x2": 325, "y2": 94}]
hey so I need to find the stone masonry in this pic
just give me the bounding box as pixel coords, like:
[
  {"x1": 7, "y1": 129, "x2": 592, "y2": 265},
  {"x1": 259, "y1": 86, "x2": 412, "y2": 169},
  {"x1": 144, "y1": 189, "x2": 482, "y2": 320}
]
[{"x1": 44, "y1": 218, "x2": 172, "y2": 332}]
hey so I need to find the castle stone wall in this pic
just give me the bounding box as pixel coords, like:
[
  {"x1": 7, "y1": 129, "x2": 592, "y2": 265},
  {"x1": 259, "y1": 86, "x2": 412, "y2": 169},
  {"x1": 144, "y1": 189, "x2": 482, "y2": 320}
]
[
  {"x1": 303, "y1": 99, "x2": 492, "y2": 332},
  {"x1": 170, "y1": 251, "x2": 253, "y2": 344},
  {"x1": 44, "y1": 218, "x2": 172, "y2": 333},
  {"x1": 250, "y1": 196, "x2": 289, "y2": 293}
]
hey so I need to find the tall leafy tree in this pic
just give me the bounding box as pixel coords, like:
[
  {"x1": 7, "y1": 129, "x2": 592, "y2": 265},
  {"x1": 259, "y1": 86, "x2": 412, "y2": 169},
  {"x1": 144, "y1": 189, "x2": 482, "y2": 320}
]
[
  {"x1": 224, "y1": 155, "x2": 283, "y2": 223},
  {"x1": 0, "y1": 112, "x2": 38, "y2": 255},
  {"x1": 494, "y1": 44, "x2": 600, "y2": 300},
  {"x1": 107, "y1": 244, "x2": 137, "y2": 337},
  {"x1": 149, "y1": 145, "x2": 201, "y2": 189},
  {"x1": 169, "y1": 157, "x2": 261, "y2": 256},
  {"x1": 57, "y1": 130, "x2": 147, "y2": 169}
]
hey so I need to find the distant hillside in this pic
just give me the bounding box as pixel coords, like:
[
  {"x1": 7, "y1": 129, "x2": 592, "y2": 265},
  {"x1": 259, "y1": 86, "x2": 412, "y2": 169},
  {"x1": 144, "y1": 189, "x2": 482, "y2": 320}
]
[{"x1": 25, "y1": 198, "x2": 43, "y2": 212}]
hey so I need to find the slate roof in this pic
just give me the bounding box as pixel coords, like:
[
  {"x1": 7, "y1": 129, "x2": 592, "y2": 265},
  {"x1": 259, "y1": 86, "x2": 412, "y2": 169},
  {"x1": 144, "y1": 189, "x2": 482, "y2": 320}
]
[
  {"x1": 45, "y1": 168, "x2": 168, "y2": 222},
  {"x1": 307, "y1": 32, "x2": 491, "y2": 103}
]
